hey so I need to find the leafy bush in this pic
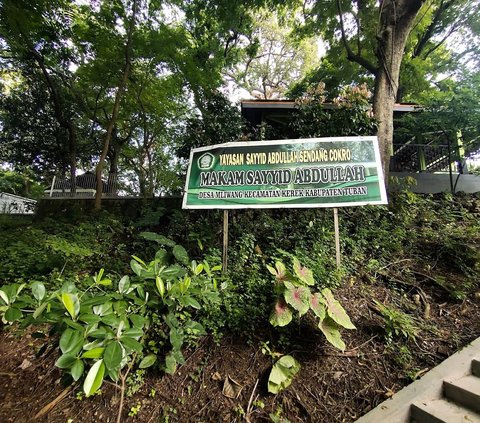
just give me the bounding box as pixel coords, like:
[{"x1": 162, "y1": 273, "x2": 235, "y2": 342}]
[
  {"x1": 0, "y1": 214, "x2": 129, "y2": 283},
  {"x1": 268, "y1": 258, "x2": 355, "y2": 352},
  {"x1": 0, "y1": 235, "x2": 221, "y2": 401}
]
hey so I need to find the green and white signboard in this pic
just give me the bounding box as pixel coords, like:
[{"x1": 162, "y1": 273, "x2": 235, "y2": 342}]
[{"x1": 182, "y1": 136, "x2": 388, "y2": 209}]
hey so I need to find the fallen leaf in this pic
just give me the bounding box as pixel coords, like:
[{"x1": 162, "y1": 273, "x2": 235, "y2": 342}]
[
  {"x1": 211, "y1": 372, "x2": 222, "y2": 381},
  {"x1": 222, "y1": 375, "x2": 243, "y2": 399},
  {"x1": 19, "y1": 359, "x2": 32, "y2": 370}
]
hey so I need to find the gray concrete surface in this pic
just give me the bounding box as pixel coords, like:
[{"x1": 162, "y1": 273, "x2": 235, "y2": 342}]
[
  {"x1": 390, "y1": 172, "x2": 480, "y2": 194},
  {"x1": 355, "y1": 337, "x2": 480, "y2": 423}
]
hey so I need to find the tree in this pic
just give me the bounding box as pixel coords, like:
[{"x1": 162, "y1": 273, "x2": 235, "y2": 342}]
[
  {"x1": 397, "y1": 71, "x2": 480, "y2": 160},
  {"x1": 0, "y1": 169, "x2": 44, "y2": 199},
  {"x1": 290, "y1": 83, "x2": 377, "y2": 139},
  {"x1": 0, "y1": 73, "x2": 71, "y2": 178},
  {"x1": 226, "y1": 8, "x2": 317, "y2": 99},
  {"x1": 92, "y1": 0, "x2": 139, "y2": 210},
  {"x1": 175, "y1": 91, "x2": 244, "y2": 160},
  {"x1": 0, "y1": 0, "x2": 82, "y2": 191},
  {"x1": 293, "y1": 0, "x2": 480, "y2": 175}
]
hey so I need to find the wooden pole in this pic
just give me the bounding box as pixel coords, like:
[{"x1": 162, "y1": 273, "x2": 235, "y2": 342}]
[
  {"x1": 223, "y1": 210, "x2": 229, "y2": 273},
  {"x1": 333, "y1": 207, "x2": 341, "y2": 270}
]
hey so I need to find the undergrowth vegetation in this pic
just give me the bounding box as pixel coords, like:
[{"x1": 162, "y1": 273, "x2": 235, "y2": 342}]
[{"x1": 0, "y1": 190, "x2": 479, "y2": 417}]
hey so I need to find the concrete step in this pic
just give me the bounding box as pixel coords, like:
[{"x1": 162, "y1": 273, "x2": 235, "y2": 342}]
[
  {"x1": 444, "y1": 375, "x2": 480, "y2": 413},
  {"x1": 355, "y1": 338, "x2": 480, "y2": 423},
  {"x1": 411, "y1": 399, "x2": 480, "y2": 423},
  {"x1": 472, "y1": 359, "x2": 480, "y2": 377}
]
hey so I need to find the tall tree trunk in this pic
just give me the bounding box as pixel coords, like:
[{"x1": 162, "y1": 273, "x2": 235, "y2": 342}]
[
  {"x1": 94, "y1": 0, "x2": 138, "y2": 210},
  {"x1": 107, "y1": 150, "x2": 119, "y2": 196},
  {"x1": 31, "y1": 49, "x2": 78, "y2": 194},
  {"x1": 372, "y1": 0, "x2": 425, "y2": 178},
  {"x1": 68, "y1": 124, "x2": 77, "y2": 195}
]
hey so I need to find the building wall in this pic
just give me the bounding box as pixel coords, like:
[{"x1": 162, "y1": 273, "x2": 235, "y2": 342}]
[{"x1": 390, "y1": 173, "x2": 480, "y2": 194}]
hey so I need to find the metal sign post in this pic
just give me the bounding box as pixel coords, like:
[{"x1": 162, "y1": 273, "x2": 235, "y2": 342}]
[
  {"x1": 182, "y1": 136, "x2": 388, "y2": 277},
  {"x1": 223, "y1": 210, "x2": 229, "y2": 273},
  {"x1": 333, "y1": 207, "x2": 341, "y2": 270}
]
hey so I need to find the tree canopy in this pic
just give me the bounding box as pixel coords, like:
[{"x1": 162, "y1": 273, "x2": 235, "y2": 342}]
[{"x1": 0, "y1": 0, "x2": 479, "y2": 199}]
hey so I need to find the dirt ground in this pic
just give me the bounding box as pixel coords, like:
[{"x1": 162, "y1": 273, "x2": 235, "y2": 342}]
[{"x1": 1, "y1": 275, "x2": 480, "y2": 423}]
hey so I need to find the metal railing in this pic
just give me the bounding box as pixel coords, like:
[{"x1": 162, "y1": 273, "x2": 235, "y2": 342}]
[
  {"x1": 390, "y1": 144, "x2": 454, "y2": 173},
  {"x1": 46, "y1": 173, "x2": 119, "y2": 198}
]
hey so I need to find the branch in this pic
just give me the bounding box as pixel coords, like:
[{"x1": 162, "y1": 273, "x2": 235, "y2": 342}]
[
  {"x1": 413, "y1": 0, "x2": 456, "y2": 58},
  {"x1": 423, "y1": 25, "x2": 457, "y2": 59},
  {"x1": 336, "y1": 0, "x2": 378, "y2": 74},
  {"x1": 29, "y1": 49, "x2": 68, "y2": 129}
]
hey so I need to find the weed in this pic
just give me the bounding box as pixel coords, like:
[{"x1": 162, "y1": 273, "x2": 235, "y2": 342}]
[
  {"x1": 373, "y1": 300, "x2": 419, "y2": 341},
  {"x1": 126, "y1": 370, "x2": 146, "y2": 397},
  {"x1": 269, "y1": 406, "x2": 292, "y2": 423},
  {"x1": 128, "y1": 402, "x2": 142, "y2": 417}
]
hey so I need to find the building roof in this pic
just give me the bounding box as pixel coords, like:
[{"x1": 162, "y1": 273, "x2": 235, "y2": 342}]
[
  {"x1": 240, "y1": 99, "x2": 420, "y2": 112},
  {"x1": 0, "y1": 192, "x2": 37, "y2": 203}
]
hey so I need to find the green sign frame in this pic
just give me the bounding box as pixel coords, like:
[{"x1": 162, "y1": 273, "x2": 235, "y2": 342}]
[{"x1": 182, "y1": 136, "x2": 388, "y2": 209}]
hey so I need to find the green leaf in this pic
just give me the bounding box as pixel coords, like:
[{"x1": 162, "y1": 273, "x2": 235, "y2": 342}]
[
  {"x1": 155, "y1": 249, "x2": 168, "y2": 264},
  {"x1": 63, "y1": 318, "x2": 84, "y2": 331},
  {"x1": 172, "y1": 349, "x2": 185, "y2": 365},
  {"x1": 283, "y1": 282, "x2": 310, "y2": 316},
  {"x1": 140, "y1": 232, "x2": 176, "y2": 246},
  {"x1": 184, "y1": 321, "x2": 206, "y2": 336},
  {"x1": 161, "y1": 265, "x2": 185, "y2": 280},
  {"x1": 71, "y1": 359, "x2": 84, "y2": 381},
  {"x1": 309, "y1": 293, "x2": 326, "y2": 320},
  {"x1": 130, "y1": 260, "x2": 145, "y2": 277},
  {"x1": 97, "y1": 278, "x2": 112, "y2": 286},
  {"x1": 267, "y1": 261, "x2": 287, "y2": 280},
  {"x1": 269, "y1": 299, "x2": 293, "y2": 327},
  {"x1": 120, "y1": 337, "x2": 143, "y2": 353},
  {"x1": 118, "y1": 276, "x2": 130, "y2": 294},
  {"x1": 33, "y1": 302, "x2": 48, "y2": 319},
  {"x1": 292, "y1": 258, "x2": 315, "y2": 286},
  {"x1": 165, "y1": 353, "x2": 177, "y2": 374},
  {"x1": 56, "y1": 353, "x2": 77, "y2": 369},
  {"x1": 83, "y1": 360, "x2": 105, "y2": 397},
  {"x1": 268, "y1": 355, "x2": 301, "y2": 394},
  {"x1": 78, "y1": 314, "x2": 102, "y2": 324},
  {"x1": 181, "y1": 296, "x2": 201, "y2": 309},
  {"x1": 156, "y1": 276, "x2": 165, "y2": 298},
  {"x1": 61, "y1": 293, "x2": 80, "y2": 319},
  {"x1": 131, "y1": 255, "x2": 146, "y2": 266},
  {"x1": 266, "y1": 265, "x2": 277, "y2": 276},
  {"x1": 318, "y1": 317, "x2": 346, "y2": 352},
  {"x1": 102, "y1": 314, "x2": 121, "y2": 328},
  {"x1": 0, "y1": 289, "x2": 9, "y2": 305},
  {"x1": 103, "y1": 341, "x2": 122, "y2": 379},
  {"x1": 122, "y1": 327, "x2": 143, "y2": 338},
  {"x1": 129, "y1": 314, "x2": 146, "y2": 328},
  {"x1": 60, "y1": 329, "x2": 84, "y2": 355},
  {"x1": 321, "y1": 288, "x2": 355, "y2": 329},
  {"x1": 170, "y1": 328, "x2": 184, "y2": 351},
  {"x1": 88, "y1": 327, "x2": 109, "y2": 339},
  {"x1": 31, "y1": 282, "x2": 46, "y2": 302},
  {"x1": 194, "y1": 263, "x2": 204, "y2": 275},
  {"x1": 4, "y1": 307, "x2": 22, "y2": 322},
  {"x1": 139, "y1": 354, "x2": 157, "y2": 369},
  {"x1": 92, "y1": 302, "x2": 113, "y2": 316},
  {"x1": 173, "y1": 244, "x2": 189, "y2": 265},
  {"x1": 81, "y1": 348, "x2": 105, "y2": 359}
]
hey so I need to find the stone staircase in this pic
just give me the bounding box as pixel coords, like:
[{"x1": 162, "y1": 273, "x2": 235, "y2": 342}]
[
  {"x1": 356, "y1": 337, "x2": 480, "y2": 423},
  {"x1": 411, "y1": 358, "x2": 480, "y2": 422}
]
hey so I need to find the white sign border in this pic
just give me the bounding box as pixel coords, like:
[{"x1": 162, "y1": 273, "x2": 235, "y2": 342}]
[{"x1": 182, "y1": 136, "x2": 388, "y2": 209}]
